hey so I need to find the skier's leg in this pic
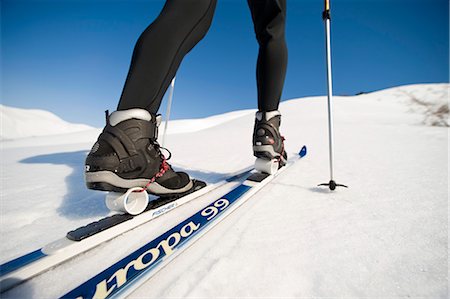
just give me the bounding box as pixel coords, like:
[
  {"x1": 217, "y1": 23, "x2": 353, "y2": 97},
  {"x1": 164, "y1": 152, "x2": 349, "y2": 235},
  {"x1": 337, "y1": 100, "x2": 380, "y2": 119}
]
[
  {"x1": 86, "y1": 0, "x2": 217, "y2": 194},
  {"x1": 247, "y1": 0, "x2": 287, "y2": 112},
  {"x1": 117, "y1": 0, "x2": 217, "y2": 113},
  {"x1": 248, "y1": 0, "x2": 288, "y2": 165}
]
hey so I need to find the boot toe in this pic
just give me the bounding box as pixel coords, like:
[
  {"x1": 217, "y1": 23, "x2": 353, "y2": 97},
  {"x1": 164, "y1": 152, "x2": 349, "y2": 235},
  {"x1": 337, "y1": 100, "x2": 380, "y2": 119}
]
[{"x1": 157, "y1": 171, "x2": 192, "y2": 190}]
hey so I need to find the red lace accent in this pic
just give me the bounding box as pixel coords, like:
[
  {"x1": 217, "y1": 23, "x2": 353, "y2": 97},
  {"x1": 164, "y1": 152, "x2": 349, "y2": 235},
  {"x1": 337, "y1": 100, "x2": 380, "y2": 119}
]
[{"x1": 139, "y1": 155, "x2": 170, "y2": 192}]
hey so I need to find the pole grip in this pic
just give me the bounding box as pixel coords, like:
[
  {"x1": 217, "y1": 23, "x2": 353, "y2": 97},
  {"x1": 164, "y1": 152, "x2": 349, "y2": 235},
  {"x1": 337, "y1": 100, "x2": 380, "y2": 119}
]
[{"x1": 323, "y1": 0, "x2": 331, "y2": 20}]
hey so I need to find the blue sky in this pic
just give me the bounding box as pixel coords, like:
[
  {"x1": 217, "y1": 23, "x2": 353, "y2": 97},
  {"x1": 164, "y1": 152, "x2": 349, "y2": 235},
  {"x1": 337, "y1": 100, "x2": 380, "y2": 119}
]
[{"x1": 2, "y1": 0, "x2": 449, "y2": 127}]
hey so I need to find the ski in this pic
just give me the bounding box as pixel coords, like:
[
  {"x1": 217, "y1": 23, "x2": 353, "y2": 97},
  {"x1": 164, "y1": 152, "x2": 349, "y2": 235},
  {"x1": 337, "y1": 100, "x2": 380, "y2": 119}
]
[
  {"x1": 61, "y1": 146, "x2": 307, "y2": 299},
  {"x1": 0, "y1": 166, "x2": 253, "y2": 293}
]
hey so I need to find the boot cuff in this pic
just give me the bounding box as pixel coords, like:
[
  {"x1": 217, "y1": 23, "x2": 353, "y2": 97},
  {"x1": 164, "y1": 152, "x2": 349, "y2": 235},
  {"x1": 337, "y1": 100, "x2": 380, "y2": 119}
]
[
  {"x1": 109, "y1": 109, "x2": 152, "y2": 126},
  {"x1": 255, "y1": 110, "x2": 281, "y2": 121}
]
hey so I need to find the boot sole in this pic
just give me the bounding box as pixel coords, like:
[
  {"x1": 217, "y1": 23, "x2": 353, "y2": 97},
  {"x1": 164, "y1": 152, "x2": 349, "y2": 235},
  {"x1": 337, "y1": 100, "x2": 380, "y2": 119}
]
[{"x1": 85, "y1": 171, "x2": 194, "y2": 195}]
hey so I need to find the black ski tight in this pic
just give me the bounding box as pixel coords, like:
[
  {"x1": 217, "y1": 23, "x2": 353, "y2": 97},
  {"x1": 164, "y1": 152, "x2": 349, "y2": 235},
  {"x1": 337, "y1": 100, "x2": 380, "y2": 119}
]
[{"x1": 117, "y1": 0, "x2": 287, "y2": 114}]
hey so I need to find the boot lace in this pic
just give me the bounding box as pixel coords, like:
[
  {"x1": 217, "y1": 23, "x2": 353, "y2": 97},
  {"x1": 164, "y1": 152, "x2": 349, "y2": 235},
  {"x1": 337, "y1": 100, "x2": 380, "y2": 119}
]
[{"x1": 140, "y1": 141, "x2": 172, "y2": 192}]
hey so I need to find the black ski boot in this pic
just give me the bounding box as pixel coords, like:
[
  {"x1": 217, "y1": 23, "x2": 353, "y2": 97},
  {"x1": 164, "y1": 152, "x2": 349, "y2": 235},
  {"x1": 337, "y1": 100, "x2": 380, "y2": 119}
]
[
  {"x1": 252, "y1": 110, "x2": 287, "y2": 166},
  {"x1": 85, "y1": 108, "x2": 194, "y2": 195}
]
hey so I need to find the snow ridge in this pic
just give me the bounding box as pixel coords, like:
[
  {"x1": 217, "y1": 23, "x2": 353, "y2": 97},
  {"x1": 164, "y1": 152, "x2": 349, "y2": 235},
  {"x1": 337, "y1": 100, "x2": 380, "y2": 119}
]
[
  {"x1": 354, "y1": 83, "x2": 449, "y2": 127},
  {"x1": 0, "y1": 105, "x2": 94, "y2": 140}
]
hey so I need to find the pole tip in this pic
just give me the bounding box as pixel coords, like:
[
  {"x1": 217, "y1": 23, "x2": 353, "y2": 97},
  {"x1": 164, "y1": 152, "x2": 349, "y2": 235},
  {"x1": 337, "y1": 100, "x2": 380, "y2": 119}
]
[{"x1": 318, "y1": 180, "x2": 348, "y2": 191}]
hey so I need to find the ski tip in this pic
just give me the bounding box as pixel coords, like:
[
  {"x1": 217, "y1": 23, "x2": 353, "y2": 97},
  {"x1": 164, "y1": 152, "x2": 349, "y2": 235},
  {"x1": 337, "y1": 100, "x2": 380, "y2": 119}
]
[{"x1": 299, "y1": 145, "x2": 307, "y2": 158}]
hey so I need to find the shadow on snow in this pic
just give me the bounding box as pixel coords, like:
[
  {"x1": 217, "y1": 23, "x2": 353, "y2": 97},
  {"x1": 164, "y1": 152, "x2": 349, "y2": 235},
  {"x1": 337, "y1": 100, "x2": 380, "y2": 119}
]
[{"x1": 20, "y1": 151, "x2": 226, "y2": 220}]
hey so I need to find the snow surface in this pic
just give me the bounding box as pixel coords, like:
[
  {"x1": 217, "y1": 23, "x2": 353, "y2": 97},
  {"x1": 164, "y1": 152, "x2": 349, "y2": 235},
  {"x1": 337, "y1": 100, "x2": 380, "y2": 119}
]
[{"x1": 0, "y1": 83, "x2": 448, "y2": 298}]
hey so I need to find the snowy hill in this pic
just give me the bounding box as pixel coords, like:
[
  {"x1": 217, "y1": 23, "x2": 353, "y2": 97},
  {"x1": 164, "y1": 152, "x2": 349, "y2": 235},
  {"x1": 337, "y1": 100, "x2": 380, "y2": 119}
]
[
  {"x1": 0, "y1": 104, "x2": 94, "y2": 140},
  {"x1": 0, "y1": 83, "x2": 448, "y2": 298},
  {"x1": 360, "y1": 83, "x2": 449, "y2": 127}
]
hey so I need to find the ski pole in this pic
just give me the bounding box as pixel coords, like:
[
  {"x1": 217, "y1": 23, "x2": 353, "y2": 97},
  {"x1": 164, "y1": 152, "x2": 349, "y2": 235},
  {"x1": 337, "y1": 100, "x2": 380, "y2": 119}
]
[
  {"x1": 318, "y1": 0, "x2": 347, "y2": 191},
  {"x1": 161, "y1": 76, "x2": 176, "y2": 148}
]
